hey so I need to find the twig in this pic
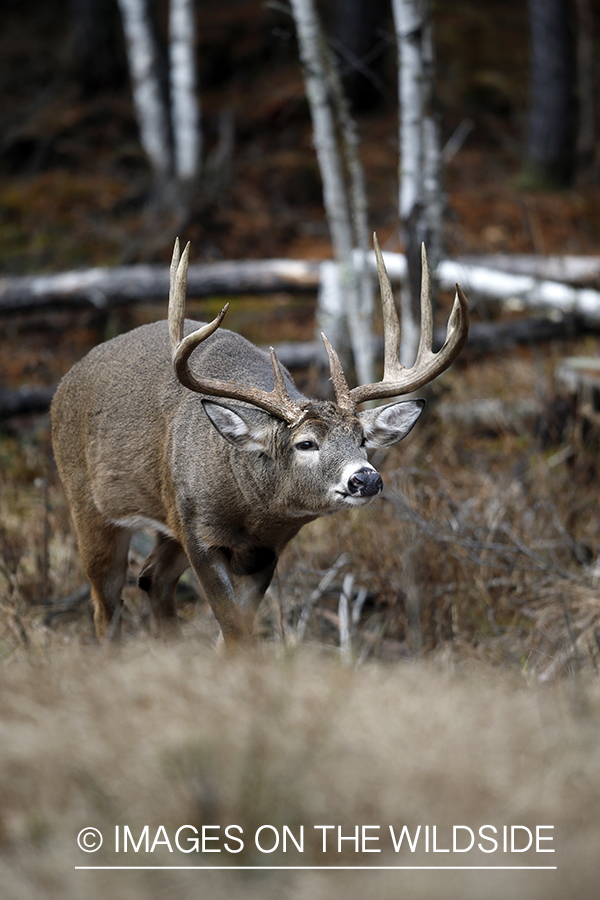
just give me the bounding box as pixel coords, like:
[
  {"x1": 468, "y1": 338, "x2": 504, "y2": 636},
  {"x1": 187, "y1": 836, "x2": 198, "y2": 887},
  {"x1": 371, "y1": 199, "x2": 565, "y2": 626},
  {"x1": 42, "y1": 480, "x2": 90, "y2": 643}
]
[
  {"x1": 43, "y1": 584, "x2": 91, "y2": 624},
  {"x1": 338, "y1": 573, "x2": 353, "y2": 665},
  {"x1": 352, "y1": 587, "x2": 369, "y2": 626},
  {"x1": 558, "y1": 593, "x2": 583, "y2": 662},
  {"x1": 296, "y1": 553, "x2": 350, "y2": 641}
]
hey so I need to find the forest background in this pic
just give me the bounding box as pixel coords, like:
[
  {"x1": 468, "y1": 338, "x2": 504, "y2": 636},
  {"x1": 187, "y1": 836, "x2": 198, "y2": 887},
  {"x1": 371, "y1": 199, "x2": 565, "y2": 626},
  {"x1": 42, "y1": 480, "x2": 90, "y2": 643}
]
[{"x1": 2, "y1": 0, "x2": 600, "y2": 663}]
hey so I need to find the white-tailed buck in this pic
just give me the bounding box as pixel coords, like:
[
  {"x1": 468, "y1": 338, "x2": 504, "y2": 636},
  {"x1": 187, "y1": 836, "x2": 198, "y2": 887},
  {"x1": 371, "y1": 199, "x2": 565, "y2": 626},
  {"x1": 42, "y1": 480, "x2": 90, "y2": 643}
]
[{"x1": 52, "y1": 237, "x2": 468, "y2": 648}]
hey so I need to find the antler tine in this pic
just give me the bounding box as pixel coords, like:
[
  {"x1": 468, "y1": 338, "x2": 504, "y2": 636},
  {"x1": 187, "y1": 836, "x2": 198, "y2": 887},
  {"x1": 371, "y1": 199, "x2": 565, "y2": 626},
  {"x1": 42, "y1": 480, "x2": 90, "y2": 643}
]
[
  {"x1": 167, "y1": 240, "x2": 307, "y2": 426},
  {"x1": 320, "y1": 332, "x2": 353, "y2": 412},
  {"x1": 169, "y1": 239, "x2": 224, "y2": 362},
  {"x1": 373, "y1": 233, "x2": 403, "y2": 382},
  {"x1": 168, "y1": 237, "x2": 182, "y2": 351},
  {"x1": 346, "y1": 234, "x2": 469, "y2": 408},
  {"x1": 269, "y1": 347, "x2": 308, "y2": 425},
  {"x1": 320, "y1": 234, "x2": 407, "y2": 411},
  {"x1": 414, "y1": 242, "x2": 434, "y2": 367},
  {"x1": 442, "y1": 282, "x2": 470, "y2": 357}
]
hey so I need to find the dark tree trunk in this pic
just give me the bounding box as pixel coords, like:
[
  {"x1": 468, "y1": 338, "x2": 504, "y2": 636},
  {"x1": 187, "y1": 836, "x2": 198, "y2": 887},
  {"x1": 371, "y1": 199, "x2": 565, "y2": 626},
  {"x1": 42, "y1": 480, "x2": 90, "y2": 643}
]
[
  {"x1": 332, "y1": 0, "x2": 388, "y2": 111},
  {"x1": 69, "y1": 0, "x2": 127, "y2": 94},
  {"x1": 525, "y1": 0, "x2": 576, "y2": 187}
]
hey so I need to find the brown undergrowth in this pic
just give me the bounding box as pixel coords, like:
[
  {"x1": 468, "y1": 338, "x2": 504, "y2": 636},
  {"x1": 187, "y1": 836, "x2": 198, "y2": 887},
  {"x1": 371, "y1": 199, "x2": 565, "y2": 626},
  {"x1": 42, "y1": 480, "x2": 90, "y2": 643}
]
[{"x1": 2, "y1": 335, "x2": 600, "y2": 674}]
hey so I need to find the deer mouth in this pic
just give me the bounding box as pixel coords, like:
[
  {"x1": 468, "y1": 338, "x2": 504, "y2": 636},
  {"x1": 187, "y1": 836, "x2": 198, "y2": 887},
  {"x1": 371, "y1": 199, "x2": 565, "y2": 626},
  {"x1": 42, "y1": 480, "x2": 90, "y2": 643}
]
[{"x1": 335, "y1": 490, "x2": 373, "y2": 506}]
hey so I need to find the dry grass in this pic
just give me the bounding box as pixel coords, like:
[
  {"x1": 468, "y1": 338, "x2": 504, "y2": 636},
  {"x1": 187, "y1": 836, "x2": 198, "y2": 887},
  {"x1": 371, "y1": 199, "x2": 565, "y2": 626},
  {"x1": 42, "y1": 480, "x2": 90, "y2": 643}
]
[{"x1": 0, "y1": 641, "x2": 599, "y2": 898}]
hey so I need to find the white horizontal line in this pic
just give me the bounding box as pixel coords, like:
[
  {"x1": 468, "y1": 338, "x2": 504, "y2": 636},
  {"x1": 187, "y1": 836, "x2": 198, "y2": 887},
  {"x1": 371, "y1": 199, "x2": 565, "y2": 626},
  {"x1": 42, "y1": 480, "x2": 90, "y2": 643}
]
[{"x1": 75, "y1": 865, "x2": 558, "y2": 871}]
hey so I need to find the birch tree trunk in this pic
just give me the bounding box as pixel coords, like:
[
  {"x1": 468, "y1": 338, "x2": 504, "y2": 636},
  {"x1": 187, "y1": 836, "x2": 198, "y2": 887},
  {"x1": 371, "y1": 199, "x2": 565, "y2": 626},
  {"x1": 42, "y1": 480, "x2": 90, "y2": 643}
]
[
  {"x1": 325, "y1": 45, "x2": 375, "y2": 386},
  {"x1": 290, "y1": 0, "x2": 374, "y2": 386},
  {"x1": 392, "y1": 0, "x2": 442, "y2": 366},
  {"x1": 116, "y1": 0, "x2": 173, "y2": 182},
  {"x1": 117, "y1": 0, "x2": 202, "y2": 196},
  {"x1": 169, "y1": 0, "x2": 201, "y2": 182},
  {"x1": 421, "y1": 17, "x2": 443, "y2": 270}
]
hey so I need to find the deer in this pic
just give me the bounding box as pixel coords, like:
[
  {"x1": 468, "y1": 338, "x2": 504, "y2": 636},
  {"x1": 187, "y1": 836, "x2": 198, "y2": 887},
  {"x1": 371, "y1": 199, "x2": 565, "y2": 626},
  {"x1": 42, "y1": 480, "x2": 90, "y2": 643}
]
[{"x1": 51, "y1": 236, "x2": 468, "y2": 649}]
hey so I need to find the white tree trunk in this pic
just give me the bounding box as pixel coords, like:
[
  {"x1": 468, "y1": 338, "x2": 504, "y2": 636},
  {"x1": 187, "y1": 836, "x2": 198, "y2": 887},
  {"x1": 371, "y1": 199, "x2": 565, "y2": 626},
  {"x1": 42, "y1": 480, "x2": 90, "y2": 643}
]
[
  {"x1": 317, "y1": 261, "x2": 347, "y2": 361},
  {"x1": 392, "y1": 0, "x2": 441, "y2": 367},
  {"x1": 116, "y1": 0, "x2": 172, "y2": 181},
  {"x1": 290, "y1": 0, "x2": 374, "y2": 386},
  {"x1": 394, "y1": 0, "x2": 423, "y2": 367},
  {"x1": 324, "y1": 39, "x2": 375, "y2": 385},
  {"x1": 169, "y1": 0, "x2": 201, "y2": 181},
  {"x1": 290, "y1": 0, "x2": 352, "y2": 256},
  {"x1": 421, "y1": 21, "x2": 443, "y2": 269},
  {"x1": 394, "y1": 0, "x2": 422, "y2": 230}
]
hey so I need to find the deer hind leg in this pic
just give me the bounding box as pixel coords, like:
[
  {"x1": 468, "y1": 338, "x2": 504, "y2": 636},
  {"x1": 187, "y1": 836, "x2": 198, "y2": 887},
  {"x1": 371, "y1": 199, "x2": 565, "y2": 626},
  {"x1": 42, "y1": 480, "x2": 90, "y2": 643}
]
[
  {"x1": 138, "y1": 533, "x2": 189, "y2": 638},
  {"x1": 71, "y1": 510, "x2": 132, "y2": 642}
]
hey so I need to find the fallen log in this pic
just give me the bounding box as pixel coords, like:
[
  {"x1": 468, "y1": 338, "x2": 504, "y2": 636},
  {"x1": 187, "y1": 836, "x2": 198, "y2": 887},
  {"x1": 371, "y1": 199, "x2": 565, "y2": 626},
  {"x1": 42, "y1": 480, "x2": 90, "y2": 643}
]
[
  {"x1": 459, "y1": 312, "x2": 583, "y2": 354},
  {"x1": 374, "y1": 252, "x2": 600, "y2": 323},
  {"x1": 460, "y1": 253, "x2": 600, "y2": 288},
  {"x1": 0, "y1": 259, "x2": 322, "y2": 314},
  {"x1": 436, "y1": 259, "x2": 600, "y2": 323},
  {"x1": 5, "y1": 253, "x2": 600, "y2": 320}
]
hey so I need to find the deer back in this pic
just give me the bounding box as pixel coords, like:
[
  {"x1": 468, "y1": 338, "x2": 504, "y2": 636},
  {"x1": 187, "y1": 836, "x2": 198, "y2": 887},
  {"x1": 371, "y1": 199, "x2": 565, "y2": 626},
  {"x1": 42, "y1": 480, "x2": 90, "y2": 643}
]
[{"x1": 52, "y1": 319, "x2": 316, "y2": 549}]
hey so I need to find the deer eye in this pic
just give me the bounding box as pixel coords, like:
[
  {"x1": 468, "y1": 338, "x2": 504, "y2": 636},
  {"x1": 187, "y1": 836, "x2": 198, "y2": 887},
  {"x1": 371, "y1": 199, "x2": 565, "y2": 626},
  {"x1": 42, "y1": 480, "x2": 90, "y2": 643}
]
[
  {"x1": 360, "y1": 435, "x2": 367, "y2": 447},
  {"x1": 295, "y1": 439, "x2": 319, "y2": 451}
]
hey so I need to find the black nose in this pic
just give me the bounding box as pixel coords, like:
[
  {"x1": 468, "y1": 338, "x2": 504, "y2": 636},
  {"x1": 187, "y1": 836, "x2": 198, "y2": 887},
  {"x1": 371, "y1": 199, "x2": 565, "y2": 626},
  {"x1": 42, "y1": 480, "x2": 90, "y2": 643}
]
[{"x1": 348, "y1": 468, "x2": 383, "y2": 497}]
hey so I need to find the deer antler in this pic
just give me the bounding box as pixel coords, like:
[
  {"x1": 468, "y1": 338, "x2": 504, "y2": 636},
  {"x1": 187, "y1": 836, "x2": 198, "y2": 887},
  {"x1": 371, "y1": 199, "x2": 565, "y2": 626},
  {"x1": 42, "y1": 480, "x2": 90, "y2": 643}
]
[
  {"x1": 168, "y1": 239, "x2": 308, "y2": 427},
  {"x1": 323, "y1": 234, "x2": 469, "y2": 411},
  {"x1": 169, "y1": 236, "x2": 468, "y2": 424}
]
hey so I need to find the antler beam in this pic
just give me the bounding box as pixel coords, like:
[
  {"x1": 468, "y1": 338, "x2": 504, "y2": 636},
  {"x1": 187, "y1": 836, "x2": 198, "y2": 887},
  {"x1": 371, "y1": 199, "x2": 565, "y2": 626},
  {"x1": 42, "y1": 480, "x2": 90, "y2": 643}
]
[{"x1": 168, "y1": 235, "x2": 468, "y2": 424}]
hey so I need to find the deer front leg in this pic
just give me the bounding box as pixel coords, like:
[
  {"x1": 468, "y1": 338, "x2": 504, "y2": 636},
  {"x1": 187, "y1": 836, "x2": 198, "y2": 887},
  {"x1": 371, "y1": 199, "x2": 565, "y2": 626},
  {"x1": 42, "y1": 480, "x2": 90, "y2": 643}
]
[
  {"x1": 184, "y1": 543, "x2": 253, "y2": 649},
  {"x1": 235, "y1": 558, "x2": 278, "y2": 636}
]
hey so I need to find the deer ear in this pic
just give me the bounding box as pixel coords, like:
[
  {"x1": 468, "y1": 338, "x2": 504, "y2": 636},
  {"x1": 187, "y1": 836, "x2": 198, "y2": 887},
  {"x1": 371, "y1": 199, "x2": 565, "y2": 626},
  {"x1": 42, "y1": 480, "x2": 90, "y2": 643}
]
[
  {"x1": 358, "y1": 399, "x2": 425, "y2": 449},
  {"x1": 202, "y1": 401, "x2": 272, "y2": 454}
]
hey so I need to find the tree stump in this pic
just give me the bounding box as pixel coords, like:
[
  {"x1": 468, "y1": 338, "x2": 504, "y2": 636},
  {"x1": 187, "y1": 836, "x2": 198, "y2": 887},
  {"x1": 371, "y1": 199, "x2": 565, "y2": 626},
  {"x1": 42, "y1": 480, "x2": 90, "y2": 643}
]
[{"x1": 555, "y1": 357, "x2": 600, "y2": 444}]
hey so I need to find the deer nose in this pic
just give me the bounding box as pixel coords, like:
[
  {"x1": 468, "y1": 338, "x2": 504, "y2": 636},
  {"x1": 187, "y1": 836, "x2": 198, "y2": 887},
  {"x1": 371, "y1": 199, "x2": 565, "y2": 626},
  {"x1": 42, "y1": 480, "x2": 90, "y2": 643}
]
[{"x1": 347, "y1": 468, "x2": 383, "y2": 497}]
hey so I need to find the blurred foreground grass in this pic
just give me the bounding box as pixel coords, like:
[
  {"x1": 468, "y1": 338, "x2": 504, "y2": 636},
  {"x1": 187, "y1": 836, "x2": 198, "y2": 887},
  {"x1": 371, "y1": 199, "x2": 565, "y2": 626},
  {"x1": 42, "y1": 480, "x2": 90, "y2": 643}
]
[{"x1": 0, "y1": 640, "x2": 599, "y2": 899}]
